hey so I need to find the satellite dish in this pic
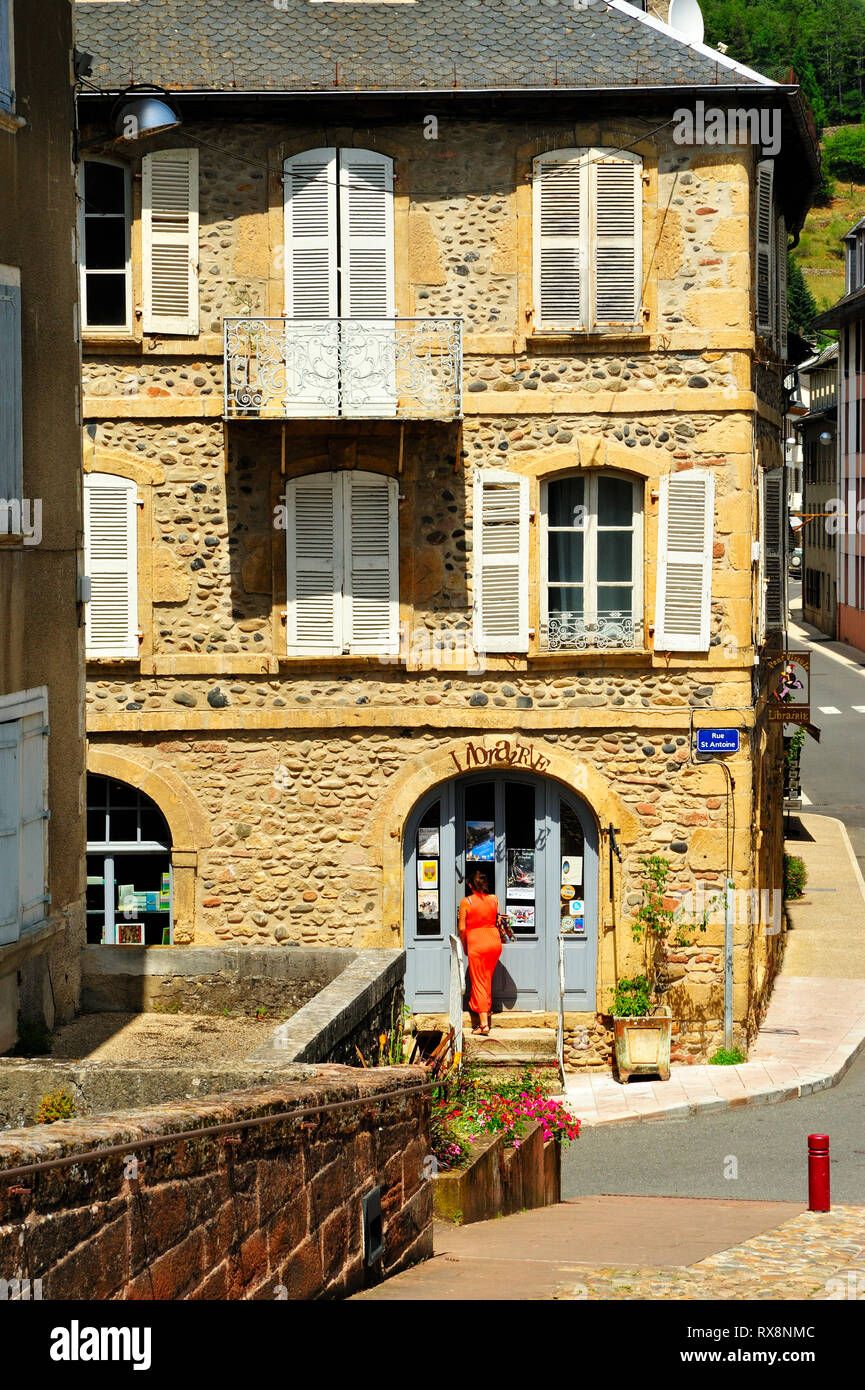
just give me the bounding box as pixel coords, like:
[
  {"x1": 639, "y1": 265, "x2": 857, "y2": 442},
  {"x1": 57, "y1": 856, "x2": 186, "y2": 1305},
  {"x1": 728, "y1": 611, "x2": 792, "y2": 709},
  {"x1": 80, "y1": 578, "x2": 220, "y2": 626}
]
[{"x1": 668, "y1": 0, "x2": 705, "y2": 45}]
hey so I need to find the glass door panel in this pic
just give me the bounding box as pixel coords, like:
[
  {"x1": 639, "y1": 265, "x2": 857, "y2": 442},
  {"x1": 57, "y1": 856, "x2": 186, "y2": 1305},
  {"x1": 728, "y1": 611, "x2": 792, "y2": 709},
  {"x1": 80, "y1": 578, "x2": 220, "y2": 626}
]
[{"x1": 504, "y1": 780, "x2": 538, "y2": 938}]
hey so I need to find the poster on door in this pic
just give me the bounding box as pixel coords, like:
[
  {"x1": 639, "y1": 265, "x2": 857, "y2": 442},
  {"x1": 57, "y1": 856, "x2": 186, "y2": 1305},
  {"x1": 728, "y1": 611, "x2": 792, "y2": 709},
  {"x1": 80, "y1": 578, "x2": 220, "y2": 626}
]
[
  {"x1": 561, "y1": 856, "x2": 583, "y2": 886},
  {"x1": 507, "y1": 849, "x2": 535, "y2": 900},
  {"x1": 417, "y1": 890, "x2": 439, "y2": 922},
  {"x1": 417, "y1": 826, "x2": 439, "y2": 857},
  {"x1": 466, "y1": 821, "x2": 495, "y2": 861},
  {"x1": 417, "y1": 859, "x2": 439, "y2": 889},
  {"x1": 507, "y1": 905, "x2": 535, "y2": 932}
]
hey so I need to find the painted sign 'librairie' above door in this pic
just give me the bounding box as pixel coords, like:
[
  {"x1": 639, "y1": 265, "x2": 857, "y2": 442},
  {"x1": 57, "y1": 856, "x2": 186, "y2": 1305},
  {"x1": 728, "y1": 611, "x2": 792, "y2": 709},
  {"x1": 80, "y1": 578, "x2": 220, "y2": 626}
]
[{"x1": 448, "y1": 740, "x2": 551, "y2": 775}]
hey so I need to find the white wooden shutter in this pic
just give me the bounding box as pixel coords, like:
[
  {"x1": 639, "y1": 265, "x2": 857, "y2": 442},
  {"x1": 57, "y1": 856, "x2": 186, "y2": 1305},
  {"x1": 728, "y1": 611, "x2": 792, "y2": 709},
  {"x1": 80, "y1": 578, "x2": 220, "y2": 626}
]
[
  {"x1": 339, "y1": 149, "x2": 395, "y2": 417},
  {"x1": 84, "y1": 474, "x2": 139, "y2": 659},
  {"x1": 344, "y1": 471, "x2": 399, "y2": 654},
  {"x1": 776, "y1": 213, "x2": 788, "y2": 360},
  {"x1": 533, "y1": 151, "x2": 585, "y2": 329},
  {"x1": 285, "y1": 472, "x2": 342, "y2": 654},
  {"x1": 592, "y1": 154, "x2": 641, "y2": 326},
  {"x1": 0, "y1": 723, "x2": 19, "y2": 946},
  {"x1": 0, "y1": 276, "x2": 23, "y2": 501},
  {"x1": 17, "y1": 711, "x2": 48, "y2": 929},
  {"x1": 142, "y1": 149, "x2": 199, "y2": 335},
  {"x1": 760, "y1": 467, "x2": 785, "y2": 635},
  {"x1": 473, "y1": 471, "x2": 529, "y2": 654},
  {"x1": 755, "y1": 160, "x2": 774, "y2": 337},
  {"x1": 283, "y1": 148, "x2": 339, "y2": 416},
  {"x1": 654, "y1": 469, "x2": 714, "y2": 652}
]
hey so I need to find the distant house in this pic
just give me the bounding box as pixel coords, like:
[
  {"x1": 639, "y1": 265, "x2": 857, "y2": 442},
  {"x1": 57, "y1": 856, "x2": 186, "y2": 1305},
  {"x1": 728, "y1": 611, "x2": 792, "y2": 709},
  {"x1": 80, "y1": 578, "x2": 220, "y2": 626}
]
[
  {"x1": 793, "y1": 344, "x2": 839, "y2": 638},
  {"x1": 813, "y1": 216, "x2": 865, "y2": 653},
  {"x1": 74, "y1": 0, "x2": 818, "y2": 1065}
]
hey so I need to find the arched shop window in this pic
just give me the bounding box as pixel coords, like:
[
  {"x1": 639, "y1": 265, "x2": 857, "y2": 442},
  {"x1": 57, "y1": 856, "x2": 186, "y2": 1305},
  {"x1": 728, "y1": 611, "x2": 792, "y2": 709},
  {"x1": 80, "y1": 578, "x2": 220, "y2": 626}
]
[{"x1": 86, "y1": 775, "x2": 172, "y2": 944}]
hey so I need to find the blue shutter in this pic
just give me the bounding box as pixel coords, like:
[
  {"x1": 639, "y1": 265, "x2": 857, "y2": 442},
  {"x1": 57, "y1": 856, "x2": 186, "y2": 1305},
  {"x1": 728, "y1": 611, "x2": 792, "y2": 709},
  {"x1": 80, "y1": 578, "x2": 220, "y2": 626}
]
[
  {"x1": 0, "y1": 1, "x2": 12, "y2": 113},
  {"x1": 0, "y1": 279, "x2": 23, "y2": 501},
  {"x1": 0, "y1": 724, "x2": 20, "y2": 945}
]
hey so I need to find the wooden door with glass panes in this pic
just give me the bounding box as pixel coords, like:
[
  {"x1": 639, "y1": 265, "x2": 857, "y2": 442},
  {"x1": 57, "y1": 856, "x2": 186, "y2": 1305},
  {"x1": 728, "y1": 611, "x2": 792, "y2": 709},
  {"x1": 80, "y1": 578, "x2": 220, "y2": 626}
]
[{"x1": 404, "y1": 773, "x2": 597, "y2": 1013}]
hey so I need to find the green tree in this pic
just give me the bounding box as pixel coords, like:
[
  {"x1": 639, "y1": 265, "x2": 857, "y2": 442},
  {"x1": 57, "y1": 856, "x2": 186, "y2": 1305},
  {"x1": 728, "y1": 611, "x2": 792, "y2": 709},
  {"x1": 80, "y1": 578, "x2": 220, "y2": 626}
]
[{"x1": 788, "y1": 255, "x2": 819, "y2": 337}]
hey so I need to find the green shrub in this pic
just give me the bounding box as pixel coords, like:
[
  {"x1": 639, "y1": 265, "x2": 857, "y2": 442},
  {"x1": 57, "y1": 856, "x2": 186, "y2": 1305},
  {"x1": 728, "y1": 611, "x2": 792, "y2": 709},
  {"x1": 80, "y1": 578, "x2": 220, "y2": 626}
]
[
  {"x1": 811, "y1": 162, "x2": 837, "y2": 208},
  {"x1": 610, "y1": 975, "x2": 652, "y2": 1018},
  {"x1": 784, "y1": 853, "x2": 808, "y2": 900},
  {"x1": 34, "y1": 1089, "x2": 76, "y2": 1125},
  {"x1": 709, "y1": 1047, "x2": 746, "y2": 1066},
  {"x1": 823, "y1": 125, "x2": 865, "y2": 182}
]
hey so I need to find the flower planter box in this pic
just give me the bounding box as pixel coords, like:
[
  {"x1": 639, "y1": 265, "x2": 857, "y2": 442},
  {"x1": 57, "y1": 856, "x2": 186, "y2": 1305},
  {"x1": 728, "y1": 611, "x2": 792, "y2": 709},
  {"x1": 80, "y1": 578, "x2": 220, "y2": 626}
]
[
  {"x1": 432, "y1": 1121, "x2": 561, "y2": 1226},
  {"x1": 613, "y1": 1006, "x2": 672, "y2": 1083}
]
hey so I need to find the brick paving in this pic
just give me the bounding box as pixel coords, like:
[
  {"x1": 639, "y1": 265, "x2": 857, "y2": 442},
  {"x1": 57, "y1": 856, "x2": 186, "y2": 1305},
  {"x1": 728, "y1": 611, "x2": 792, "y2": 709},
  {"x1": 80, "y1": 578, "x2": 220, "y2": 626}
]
[{"x1": 553, "y1": 1206, "x2": 865, "y2": 1301}]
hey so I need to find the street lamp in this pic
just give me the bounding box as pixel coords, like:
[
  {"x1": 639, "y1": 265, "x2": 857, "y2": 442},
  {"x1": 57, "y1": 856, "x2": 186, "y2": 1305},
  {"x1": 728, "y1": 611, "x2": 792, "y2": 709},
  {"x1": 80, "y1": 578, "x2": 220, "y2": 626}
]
[
  {"x1": 112, "y1": 87, "x2": 182, "y2": 142},
  {"x1": 819, "y1": 429, "x2": 834, "y2": 446}
]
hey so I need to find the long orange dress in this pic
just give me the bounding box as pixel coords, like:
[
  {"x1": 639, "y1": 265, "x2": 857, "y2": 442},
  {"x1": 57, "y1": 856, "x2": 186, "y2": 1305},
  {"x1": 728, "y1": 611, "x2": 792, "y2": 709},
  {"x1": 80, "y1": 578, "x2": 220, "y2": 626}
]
[{"x1": 461, "y1": 891, "x2": 503, "y2": 1014}]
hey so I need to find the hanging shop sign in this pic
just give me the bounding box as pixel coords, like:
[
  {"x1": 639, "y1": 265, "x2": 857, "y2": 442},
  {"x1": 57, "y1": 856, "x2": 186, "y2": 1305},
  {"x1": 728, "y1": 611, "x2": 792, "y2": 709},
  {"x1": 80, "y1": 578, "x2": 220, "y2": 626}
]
[{"x1": 766, "y1": 651, "x2": 811, "y2": 724}]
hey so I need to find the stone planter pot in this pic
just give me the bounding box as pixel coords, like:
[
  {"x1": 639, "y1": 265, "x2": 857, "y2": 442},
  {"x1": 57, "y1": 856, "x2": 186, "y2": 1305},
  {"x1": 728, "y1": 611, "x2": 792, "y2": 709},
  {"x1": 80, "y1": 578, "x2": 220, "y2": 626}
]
[
  {"x1": 432, "y1": 1121, "x2": 561, "y2": 1226},
  {"x1": 613, "y1": 1005, "x2": 672, "y2": 1083}
]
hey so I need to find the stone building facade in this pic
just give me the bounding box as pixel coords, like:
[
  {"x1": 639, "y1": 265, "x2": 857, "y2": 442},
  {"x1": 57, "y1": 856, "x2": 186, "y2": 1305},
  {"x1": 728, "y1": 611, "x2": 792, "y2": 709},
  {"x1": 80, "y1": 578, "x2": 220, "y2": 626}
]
[
  {"x1": 0, "y1": 0, "x2": 85, "y2": 1052},
  {"x1": 75, "y1": 0, "x2": 818, "y2": 1065}
]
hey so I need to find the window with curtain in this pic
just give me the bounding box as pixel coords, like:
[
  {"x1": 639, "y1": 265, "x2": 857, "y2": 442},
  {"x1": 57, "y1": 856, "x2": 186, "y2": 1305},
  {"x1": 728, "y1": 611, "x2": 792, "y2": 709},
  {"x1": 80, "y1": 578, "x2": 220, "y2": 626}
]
[{"x1": 541, "y1": 472, "x2": 642, "y2": 649}]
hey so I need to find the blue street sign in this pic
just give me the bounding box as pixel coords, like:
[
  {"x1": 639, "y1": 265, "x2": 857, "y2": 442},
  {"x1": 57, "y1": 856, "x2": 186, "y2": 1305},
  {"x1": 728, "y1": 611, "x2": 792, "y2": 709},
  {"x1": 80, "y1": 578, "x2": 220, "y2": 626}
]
[{"x1": 696, "y1": 728, "x2": 740, "y2": 754}]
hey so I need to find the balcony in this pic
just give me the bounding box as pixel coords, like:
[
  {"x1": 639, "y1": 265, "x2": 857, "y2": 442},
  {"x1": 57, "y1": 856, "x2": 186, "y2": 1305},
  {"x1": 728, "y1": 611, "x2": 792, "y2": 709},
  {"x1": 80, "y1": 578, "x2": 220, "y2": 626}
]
[{"x1": 224, "y1": 317, "x2": 462, "y2": 422}]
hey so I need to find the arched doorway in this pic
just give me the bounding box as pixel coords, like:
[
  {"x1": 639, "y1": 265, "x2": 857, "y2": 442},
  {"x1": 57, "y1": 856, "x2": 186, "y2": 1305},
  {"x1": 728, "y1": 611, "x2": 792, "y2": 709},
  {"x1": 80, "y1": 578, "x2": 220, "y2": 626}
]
[
  {"x1": 404, "y1": 772, "x2": 598, "y2": 1014},
  {"x1": 86, "y1": 774, "x2": 173, "y2": 944}
]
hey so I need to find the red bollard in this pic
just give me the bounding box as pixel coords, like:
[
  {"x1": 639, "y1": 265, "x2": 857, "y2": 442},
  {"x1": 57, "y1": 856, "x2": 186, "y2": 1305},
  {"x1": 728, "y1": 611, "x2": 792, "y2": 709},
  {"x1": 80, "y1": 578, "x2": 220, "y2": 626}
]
[{"x1": 808, "y1": 1133, "x2": 831, "y2": 1212}]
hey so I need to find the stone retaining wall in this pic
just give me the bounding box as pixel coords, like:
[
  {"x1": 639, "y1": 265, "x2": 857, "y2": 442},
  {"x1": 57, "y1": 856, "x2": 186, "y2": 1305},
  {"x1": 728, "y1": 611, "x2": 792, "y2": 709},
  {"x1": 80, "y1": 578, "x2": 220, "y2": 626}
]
[{"x1": 0, "y1": 1067, "x2": 432, "y2": 1300}]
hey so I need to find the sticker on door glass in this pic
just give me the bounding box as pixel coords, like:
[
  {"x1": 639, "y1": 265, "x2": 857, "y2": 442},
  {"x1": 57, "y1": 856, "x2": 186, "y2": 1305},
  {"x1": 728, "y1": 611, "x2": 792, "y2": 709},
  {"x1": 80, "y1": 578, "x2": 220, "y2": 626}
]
[
  {"x1": 561, "y1": 856, "x2": 583, "y2": 886},
  {"x1": 417, "y1": 890, "x2": 439, "y2": 921},
  {"x1": 466, "y1": 821, "x2": 495, "y2": 861},
  {"x1": 568, "y1": 898, "x2": 584, "y2": 916},
  {"x1": 417, "y1": 859, "x2": 439, "y2": 889},
  {"x1": 507, "y1": 849, "x2": 535, "y2": 899},
  {"x1": 561, "y1": 884, "x2": 575, "y2": 901},
  {"x1": 417, "y1": 826, "x2": 439, "y2": 857}
]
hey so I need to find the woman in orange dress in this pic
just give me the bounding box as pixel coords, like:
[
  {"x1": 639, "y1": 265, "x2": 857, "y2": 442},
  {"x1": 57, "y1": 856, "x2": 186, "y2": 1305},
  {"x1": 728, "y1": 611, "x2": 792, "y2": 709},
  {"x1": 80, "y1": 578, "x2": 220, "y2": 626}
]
[{"x1": 458, "y1": 868, "x2": 503, "y2": 1035}]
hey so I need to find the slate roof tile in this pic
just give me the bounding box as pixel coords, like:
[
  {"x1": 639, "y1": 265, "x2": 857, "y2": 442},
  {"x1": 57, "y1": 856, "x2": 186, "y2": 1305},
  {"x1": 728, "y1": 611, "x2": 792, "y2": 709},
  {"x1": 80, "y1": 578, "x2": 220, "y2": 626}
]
[{"x1": 75, "y1": 0, "x2": 773, "y2": 94}]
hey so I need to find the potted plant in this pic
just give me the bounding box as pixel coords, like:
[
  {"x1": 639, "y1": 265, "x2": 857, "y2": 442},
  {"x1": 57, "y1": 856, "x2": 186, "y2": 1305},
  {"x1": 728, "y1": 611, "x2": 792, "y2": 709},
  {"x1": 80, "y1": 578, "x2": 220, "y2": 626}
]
[{"x1": 611, "y1": 855, "x2": 708, "y2": 1084}]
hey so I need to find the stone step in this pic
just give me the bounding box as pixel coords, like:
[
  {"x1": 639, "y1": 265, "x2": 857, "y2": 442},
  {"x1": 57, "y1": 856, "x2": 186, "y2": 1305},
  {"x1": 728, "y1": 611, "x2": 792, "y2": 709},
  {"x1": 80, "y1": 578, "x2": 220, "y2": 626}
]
[{"x1": 463, "y1": 1028, "x2": 558, "y2": 1063}]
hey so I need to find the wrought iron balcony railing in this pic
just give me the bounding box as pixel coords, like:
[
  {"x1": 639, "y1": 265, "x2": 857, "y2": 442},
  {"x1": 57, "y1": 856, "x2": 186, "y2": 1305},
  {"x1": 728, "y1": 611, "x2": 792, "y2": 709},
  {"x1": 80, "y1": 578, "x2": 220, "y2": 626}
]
[
  {"x1": 224, "y1": 317, "x2": 462, "y2": 421},
  {"x1": 543, "y1": 611, "x2": 642, "y2": 651}
]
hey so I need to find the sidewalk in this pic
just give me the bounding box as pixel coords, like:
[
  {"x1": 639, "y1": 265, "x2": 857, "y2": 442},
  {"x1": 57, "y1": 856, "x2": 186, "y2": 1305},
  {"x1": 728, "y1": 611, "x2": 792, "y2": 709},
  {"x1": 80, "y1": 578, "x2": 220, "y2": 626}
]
[
  {"x1": 557, "y1": 813, "x2": 865, "y2": 1127},
  {"x1": 354, "y1": 1200, "x2": 865, "y2": 1301}
]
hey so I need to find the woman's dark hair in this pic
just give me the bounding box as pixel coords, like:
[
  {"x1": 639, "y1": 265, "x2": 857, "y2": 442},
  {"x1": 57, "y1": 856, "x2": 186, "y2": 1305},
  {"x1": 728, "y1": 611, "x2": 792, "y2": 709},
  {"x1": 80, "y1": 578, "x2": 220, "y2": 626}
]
[{"x1": 470, "y1": 869, "x2": 490, "y2": 892}]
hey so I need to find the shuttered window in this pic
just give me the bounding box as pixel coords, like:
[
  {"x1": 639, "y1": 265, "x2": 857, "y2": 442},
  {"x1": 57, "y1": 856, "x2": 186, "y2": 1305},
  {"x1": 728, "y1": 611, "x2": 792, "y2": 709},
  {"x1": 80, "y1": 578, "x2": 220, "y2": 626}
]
[
  {"x1": 541, "y1": 472, "x2": 643, "y2": 649},
  {"x1": 653, "y1": 470, "x2": 714, "y2": 653},
  {"x1": 283, "y1": 148, "x2": 394, "y2": 417},
  {"x1": 776, "y1": 213, "x2": 788, "y2": 361},
  {"x1": 142, "y1": 148, "x2": 199, "y2": 335},
  {"x1": 0, "y1": 695, "x2": 50, "y2": 946},
  {"x1": 285, "y1": 470, "x2": 398, "y2": 655},
  {"x1": 533, "y1": 149, "x2": 642, "y2": 331},
  {"x1": 760, "y1": 467, "x2": 785, "y2": 636},
  {"x1": 84, "y1": 473, "x2": 139, "y2": 659},
  {"x1": 755, "y1": 159, "x2": 774, "y2": 338},
  {"x1": 473, "y1": 471, "x2": 529, "y2": 655},
  {"x1": 80, "y1": 160, "x2": 131, "y2": 331},
  {"x1": 0, "y1": 268, "x2": 22, "y2": 502}
]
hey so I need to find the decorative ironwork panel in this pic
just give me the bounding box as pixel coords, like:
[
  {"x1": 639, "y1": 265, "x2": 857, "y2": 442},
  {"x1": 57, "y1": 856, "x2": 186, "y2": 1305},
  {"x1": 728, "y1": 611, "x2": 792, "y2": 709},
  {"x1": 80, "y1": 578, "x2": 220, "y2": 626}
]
[
  {"x1": 544, "y1": 611, "x2": 641, "y2": 650},
  {"x1": 224, "y1": 317, "x2": 462, "y2": 420}
]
